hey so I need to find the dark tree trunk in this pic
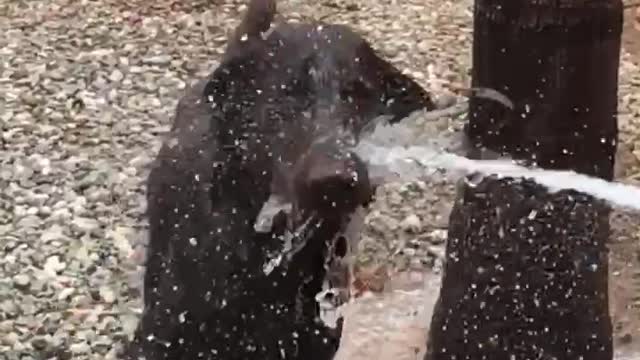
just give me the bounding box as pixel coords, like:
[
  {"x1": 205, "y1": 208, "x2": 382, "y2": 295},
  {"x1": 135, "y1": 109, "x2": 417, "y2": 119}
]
[{"x1": 424, "y1": 1, "x2": 623, "y2": 360}]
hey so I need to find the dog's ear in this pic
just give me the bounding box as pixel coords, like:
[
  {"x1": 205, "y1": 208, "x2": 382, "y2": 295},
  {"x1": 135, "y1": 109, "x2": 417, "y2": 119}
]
[
  {"x1": 222, "y1": 0, "x2": 278, "y2": 67},
  {"x1": 243, "y1": 0, "x2": 277, "y2": 37},
  {"x1": 228, "y1": 0, "x2": 277, "y2": 47}
]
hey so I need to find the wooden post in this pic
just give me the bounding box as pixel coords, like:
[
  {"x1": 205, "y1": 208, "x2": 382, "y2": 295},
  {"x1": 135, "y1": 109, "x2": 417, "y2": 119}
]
[{"x1": 424, "y1": 1, "x2": 623, "y2": 359}]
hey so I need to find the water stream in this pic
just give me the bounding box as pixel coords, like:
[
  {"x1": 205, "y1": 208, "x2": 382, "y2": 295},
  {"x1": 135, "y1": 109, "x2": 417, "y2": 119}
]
[{"x1": 352, "y1": 109, "x2": 640, "y2": 212}]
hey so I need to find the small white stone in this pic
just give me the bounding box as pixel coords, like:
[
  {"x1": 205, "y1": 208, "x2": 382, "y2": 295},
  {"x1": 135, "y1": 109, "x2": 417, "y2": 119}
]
[
  {"x1": 58, "y1": 287, "x2": 75, "y2": 301},
  {"x1": 400, "y1": 214, "x2": 422, "y2": 232},
  {"x1": 69, "y1": 341, "x2": 91, "y2": 353},
  {"x1": 43, "y1": 256, "x2": 66, "y2": 276},
  {"x1": 109, "y1": 69, "x2": 124, "y2": 82},
  {"x1": 99, "y1": 286, "x2": 116, "y2": 304},
  {"x1": 427, "y1": 245, "x2": 445, "y2": 260},
  {"x1": 12, "y1": 274, "x2": 30, "y2": 287}
]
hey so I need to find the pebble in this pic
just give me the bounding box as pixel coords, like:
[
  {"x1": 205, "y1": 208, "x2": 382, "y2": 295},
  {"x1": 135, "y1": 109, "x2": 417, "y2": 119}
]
[
  {"x1": 99, "y1": 286, "x2": 116, "y2": 304},
  {"x1": 72, "y1": 217, "x2": 100, "y2": 234},
  {"x1": 427, "y1": 229, "x2": 448, "y2": 244},
  {"x1": 142, "y1": 55, "x2": 172, "y2": 66},
  {"x1": 58, "y1": 288, "x2": 75, "y2": 301},
  {"x1": 40, "y1": 224, "x2": 65, "y2": 243},
  {"x1": 109, "y1": 69, "x2": 124, "y2": 82},
  {"x1": 43, "y1": 255, "x2": 66, "y2": 276},
  {"x1": 69, "y1": 341, "x2": 91, "y2": 354},
  {"x1": 31, "y1": 336, "x2": 49, "y2": 350},
  {"x1": 427, "y1": 245, "x2": 445, "y2": 260},
  {"x1": 2, "y1": 332, "x2": 19, "y2": 346},
  {"x1": 402, "y1": 248, "x2": 416, "y2": 256},
  {"x1": 110, "y1": 226, "x2": 133, "y2": 256},
  {"x1": 400, "y1": 214, "x2": 422, "y2": 233},
  {"x1": 12, "y1": 274, "x2": 30, "y2": 288},
  {"x1": 16, "y1": 215, "x2": 42, "y2": 229}
]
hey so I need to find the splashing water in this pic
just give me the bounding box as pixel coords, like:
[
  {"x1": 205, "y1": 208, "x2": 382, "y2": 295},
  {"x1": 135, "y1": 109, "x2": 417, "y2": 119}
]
[
  {"x1": 352, "y1": 109, "x2": 640, "y2": 212},
  {"x1": 256, "y1": 102, "x2": 640, "y2": 268}
]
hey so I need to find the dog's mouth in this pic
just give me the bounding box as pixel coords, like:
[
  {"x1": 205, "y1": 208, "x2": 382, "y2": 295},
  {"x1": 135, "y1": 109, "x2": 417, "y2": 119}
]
[
  {"x1": 255, "y1": 194, "x2": 367, "y2": 328},
  {"x1": 315, "y1": 206, "x2": 367, "y2": 327}
]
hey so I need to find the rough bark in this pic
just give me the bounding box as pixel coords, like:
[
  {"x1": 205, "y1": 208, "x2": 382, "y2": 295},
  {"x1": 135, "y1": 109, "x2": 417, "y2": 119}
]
[{"x1": 425, "y1": 1, "x2": 623, "y2": 359}]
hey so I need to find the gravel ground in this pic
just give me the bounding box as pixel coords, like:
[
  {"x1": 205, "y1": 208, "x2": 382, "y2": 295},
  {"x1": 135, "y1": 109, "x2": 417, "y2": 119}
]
[{"x1": 1, "y1": 0, "x2": 639, "y2": 359}]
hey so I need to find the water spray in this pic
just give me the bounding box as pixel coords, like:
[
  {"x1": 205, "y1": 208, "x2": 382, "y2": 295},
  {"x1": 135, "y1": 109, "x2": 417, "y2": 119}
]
[{"x1": 352, "y1": 104, "x2": 640, "y2": 212}]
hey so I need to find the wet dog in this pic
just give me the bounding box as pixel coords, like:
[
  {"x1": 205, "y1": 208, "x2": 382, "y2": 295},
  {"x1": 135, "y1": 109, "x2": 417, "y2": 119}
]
[{"x1": 122, "y1": 1, "x2": 433, "y2": 359}]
